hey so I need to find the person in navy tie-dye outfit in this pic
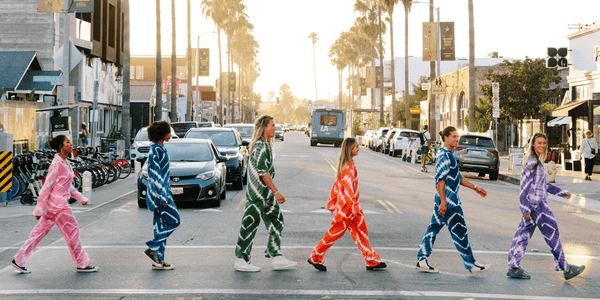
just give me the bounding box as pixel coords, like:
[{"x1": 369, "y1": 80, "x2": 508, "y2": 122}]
[
  {"x1": 416, "y1": 126, "x2": 491, "y2": 274},
  {"x1": 143, "y1": 120, "x2": 180, "y2": 270},
  {"x1": 507, "y1": 132, "x2": 585, "y2": 280}
]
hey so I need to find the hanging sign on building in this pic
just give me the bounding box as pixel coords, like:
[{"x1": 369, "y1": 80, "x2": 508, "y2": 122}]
[
  {"x1": 440, "y1": 22, "x2": 455, "y2": 61},
  {"x1": 423, "y1": 22, "x2": 437, "y2": 62}
]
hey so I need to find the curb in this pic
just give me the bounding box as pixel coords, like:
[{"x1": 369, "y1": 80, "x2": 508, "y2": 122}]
[{"x1": 498, "y1": 173, "x2": 520, "y2": 185}]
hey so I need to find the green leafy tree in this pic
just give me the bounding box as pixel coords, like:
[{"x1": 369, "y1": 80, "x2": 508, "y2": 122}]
[
  {"x1": 396, "y1": 76, "x2": 426, "y2": 129},
  {"x1": 482, "y1": 58, "x2": 562, "y2": 146}
]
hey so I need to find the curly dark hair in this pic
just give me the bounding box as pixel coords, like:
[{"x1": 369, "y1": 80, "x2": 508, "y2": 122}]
[
  {"x1": 49, "y1": 135, "x2": 68, "y2": 151},
  {"x1": 147, "y1": 120, "x2": 172, "y2": 143}
]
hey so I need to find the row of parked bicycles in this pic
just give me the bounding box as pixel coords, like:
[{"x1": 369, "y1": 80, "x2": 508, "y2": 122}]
[{"x1": 10, "y1": 146, "x2": 132, "y2": 205}]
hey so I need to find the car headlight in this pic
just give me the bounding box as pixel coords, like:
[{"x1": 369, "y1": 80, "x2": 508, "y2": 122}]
[
  {"x1": 225, "y1": 153, "x2": 237, "y2": 159},
  {"x1": 141, "y1": 170, "x2": 148, "y2": 180},
  {"x1": 196, "y1": 171, "x2": 216, "y2": 180}
]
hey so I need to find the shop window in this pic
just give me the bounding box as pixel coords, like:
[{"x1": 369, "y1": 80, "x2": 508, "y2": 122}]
[{"x1": 136, "y1": 66, "x2": 144, "y2": 80}]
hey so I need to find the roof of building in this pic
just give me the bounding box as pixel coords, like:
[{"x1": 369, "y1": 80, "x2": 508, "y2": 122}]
[
  {"x1": 130, "y1": 81, "x2": 155, "y2": 101},
  {"x1": 0, "y1": 51, "x2": 41, "y2": 90}
]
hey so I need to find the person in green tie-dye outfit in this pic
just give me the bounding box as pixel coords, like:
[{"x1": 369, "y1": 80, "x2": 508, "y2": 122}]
[{"x1": 233, "y1": 115, "x2": 297, "y2": 272}]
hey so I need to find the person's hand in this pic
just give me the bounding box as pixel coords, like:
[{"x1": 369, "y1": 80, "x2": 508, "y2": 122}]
[
  {"x1": 81, "y1": 201, "x2": 89, "y2": 205},
  {"x1": 437, "y1": 202, "x2": 447, "y2": 216},
  {"x1": 475, "y1": 187, "x2": 487, "y2": 197},
  {"x1": 35, "y1": 215, "x2": 41, "y2": 220},
  {"x1": 275, "y1": 192, "x2": 286, "y2": 204},
  {"x1": 565, "y1": 192, "x2": 572, "y2": 199},
  {"x1": 523, "y1": 213, "x2": 530, "y2": 220}
]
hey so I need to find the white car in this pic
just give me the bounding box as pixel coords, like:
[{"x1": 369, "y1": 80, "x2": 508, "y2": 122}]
[
  {"x1": 129, "y1": 127, "x2": 178, "y2": 165},
  {"x1": 361, "y1": 130, "x2": 375, "y2": 147},
  {"x1": 389, "y1": 129, "x2": 420, "y2": 157},
  {"x1": 371, "y1": 127, "x2": 391, "y2": 151}
]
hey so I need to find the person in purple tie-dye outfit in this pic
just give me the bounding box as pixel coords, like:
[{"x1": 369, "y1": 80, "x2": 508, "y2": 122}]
[{"x1": 507, "y1": 132, "x2": 585, "y2": 280}]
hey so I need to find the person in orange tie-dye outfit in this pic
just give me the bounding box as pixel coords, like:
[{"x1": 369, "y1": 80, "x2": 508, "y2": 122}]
[{"x1": 308, "y1": 137, "x2": 386, "y2": 271}]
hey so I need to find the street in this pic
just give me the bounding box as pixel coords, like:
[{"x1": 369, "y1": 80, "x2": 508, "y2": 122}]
[{"x1": 0, "y1": 131, "x2": 599, "y2": 300}]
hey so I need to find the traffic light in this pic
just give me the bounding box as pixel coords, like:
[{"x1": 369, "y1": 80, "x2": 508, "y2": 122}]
[
  {"x1": 546, "y1": 47, "x2": 568, "y2": 68},
  {"x1": 228, "y1": 72, "x2": 236, "y2": 91}
]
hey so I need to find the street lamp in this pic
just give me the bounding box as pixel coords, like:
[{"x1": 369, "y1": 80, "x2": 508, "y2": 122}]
[
  {"x1": 410, "y1": 1, "x2": 441, "y2": 77},
  {"x1": 196, "y1": 31, "x2": 217, "y2": 122}
]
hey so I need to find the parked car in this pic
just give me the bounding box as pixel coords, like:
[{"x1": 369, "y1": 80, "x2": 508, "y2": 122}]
[
  {"x1": 198, "y1": 121, "x2": 216, "y2": 128},
  {"x1": 371, "y1": 127, "x2": 391, "y2": 151},
  {"x1": 453, "y1": 133, "x2": 500, "y2": 180},
  {"x1": 380, "y1": 129, "x2": 398, "y2": 154},
  {"x1": 130, "y1": 127, "x2": 178, "y2": 165},
  {"x1": 275, "y1": 124, "x2": 285, "y2": 141},
  {"x1": 361, "y1": 130, "x2": 375, "y2": 148},
  {"x1": 137, "y1": 138, "x2": 227, "y2": 208},
  {"x1": 223, "y1": 123, "x2": 254, "y2": 146},
  {"x1": 171, "y1": 121, "x2": 199, "y2": 138},
  {"x1": 389, "y1": 129, "x2": 420, "y2": 157},
  {"x1": 402, "y1": 138, "x2": 422, "y2": 164},
  {"x1": 185, "y1": 127, "x2": 249, "y2": 190}
]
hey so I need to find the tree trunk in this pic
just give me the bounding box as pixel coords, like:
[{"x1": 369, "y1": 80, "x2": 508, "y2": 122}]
[
  {"x1": 468, "y1": 0, "x2": 476, "y2": 132},
  {"x1": 169, "y1": 0, "x2": 177, "y2": 122},
  {"x1": 378, "y1": 4, "x2": 384, "y2": 126},
  {"x1": 154, "y1": 0, "x2": 162, "y2": 121},
  {"x1": 122, "y1": 0, "x2": 131, "y2": 149},
  {"x1": 313, "y1": 43, "x2": 317, "y2": 102},
  {"x1": 226, "y1": 39, "x2": 231, "y2": 124},
  {"x1": 217, "y1": 29, "x2": 223, "y2": 125},
  {"x1": 404, "y1": 2, "x2": 410, "y2": 129},
  {"x1": 429, "y1": 0, "x2": 436, "y2": 140},
  {"x1": 389, "y1": 8, "x2": 396, "y2": 125},
  {"x1": 185, "y1": 0, "x2": 192, "y2": 121}
]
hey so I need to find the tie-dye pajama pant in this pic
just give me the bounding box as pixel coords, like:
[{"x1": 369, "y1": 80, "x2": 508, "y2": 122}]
[
  {"x1": 309, "y1": 213, "x2": 382, "y2": 267},
  {"x1": 146, "y1": 202, "x2": 180, "y2": 261},
  {"x1": 507, "y1": 202, "x2": 569, "y2": 271},
  {"x1": 14, "y1": 206, "x2": 90, "y2": 268},
  {"x1": 235, "y1": 199, "x2": 283, "y2": 262},
  {"x1": 417, "y1": 205, "x2": 477, "y2": 270}
]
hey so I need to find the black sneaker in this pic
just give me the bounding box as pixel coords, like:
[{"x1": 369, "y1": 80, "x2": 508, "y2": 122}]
[
  {"x1": 307, "y1": 259, "x2": 327, "y2": 271},
  {"x1": 152, "y1": 260, "x2": 174, "y2": 270},
  {"x1": 366, "y1": 262, "x2": 387, "y2": 271},
  {"x1": 144, "y1": 248, "x2": 161, "y2": 267},
  {"x1": 564, "y1": 264, "x2": 585, "y2": 280},
  {"x1": 507, "y1": 267, "x2": 531, "y2": 279},
  {"x1": 11, "y1": 259, "x2": 30, "y2": 274},
  {"x1": 77, "y1": 265, "x2": 99, "y2": 273}
]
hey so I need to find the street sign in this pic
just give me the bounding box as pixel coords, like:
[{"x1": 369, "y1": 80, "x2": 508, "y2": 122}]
[
  {"x1": 421, "y1": 82, "x2": 430, "y2": 91},
  {"x1": 492, "y1": 95, "x2": 500, "y2": 108},
  {"x1": 431, "y1": 77, "x2": 446, "y2": 94},
  {"x1": 492, "y1": 82, "x2": 500, "y2": 95},
  {"x1": 410, "y1": 108, "x2": 421, "y2": 114},
  {"x1": 33, "y1": 75, "x2": 62, "y2": 85},
  {"x1": 493, "y1": 107, "x2": 500, "y2": 118},
  {"x1": 435, "y1": 95, "x2": 441, "y2": 121}
]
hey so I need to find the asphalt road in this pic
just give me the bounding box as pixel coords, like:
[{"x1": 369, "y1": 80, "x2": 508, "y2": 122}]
[{"x1": 0, "y1": 131, "x2": 599, "y2": 300}]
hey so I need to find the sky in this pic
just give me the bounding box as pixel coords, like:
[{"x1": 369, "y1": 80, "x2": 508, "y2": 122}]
[{"x1": 129, "y1": 0, "x2": 600, "y2": 102}]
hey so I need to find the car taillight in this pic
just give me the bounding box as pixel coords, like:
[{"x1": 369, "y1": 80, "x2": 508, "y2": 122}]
[
  {"x1": 387, "y1": 138, "x2": 392, "y2": 141},
  {"x1": 487, "y1": 149, "x2": 498, "y2": 154},
  {"x1": 457, "y1": 147, "x2": 466, "y2": 150}
]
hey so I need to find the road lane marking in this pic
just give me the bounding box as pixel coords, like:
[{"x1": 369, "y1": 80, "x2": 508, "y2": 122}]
[
  {"x1": 321, "y1": 153, "x2": 336, "y2": 173},
  {"x1": 0, "y1": 288, "x2": 597, "y2": 299},
  {"x1": 234, "y1": 198, "x2": 246, "y2": 211},
  {"x1": 377, "y1": 200, "x2": 394, "y2": 213},
  {"x1": 386, "y1": 201, "x2": 403, "y2": 214},
  {"x1": 362, "y1": 149, "x2": 435, "y2": 179}
]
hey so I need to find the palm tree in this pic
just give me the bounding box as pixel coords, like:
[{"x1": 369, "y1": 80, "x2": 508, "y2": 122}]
[
  {"x1": 377, "y1": 3, "x2": 384, "y2": 125},
  {"x1": 308, "y1": 32, "x2": 318, "y2": 102},
  {"x1": 382, "y1": 0, "x2": 399, "y2": 125},
  {"x1": 185, "y1": 0, "x2": 192, "y2": 121},
  {"x1": 201, "y1": 0, "x2": 227, "y2": 125},
  {"x1": 122, "y1": 0, "x2": 131, "y2": 149},
  {"x1": 169, "y1": 0, "x2": 177, "y2": 122},
  {"x1": 154, "y1": 0, "x2": 162, "y2": 121},
  {"x1": 468, "y1": 0, "x2": 476, "y2": 132},
  {"x1": 403, "y1": 0, "x2": 412, "y2": 129}
]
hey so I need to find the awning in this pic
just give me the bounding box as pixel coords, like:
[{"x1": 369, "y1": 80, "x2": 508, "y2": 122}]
[
  {"x1": 547, "y1": 116, "x2": 571, "y2": 127},
  {"x1": 551, "y1": 100, "x2": 587, "y2": 117},
  {"x1": 35, "y1": 104, "x2": 79, "y2": 112}
]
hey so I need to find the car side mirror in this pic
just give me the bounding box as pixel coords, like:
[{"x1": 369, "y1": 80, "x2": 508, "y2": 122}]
[
  {"x1": 218, "y1": 155, "x2": 228, "y2": 163},
  {"x1": 242, "y1": 140, "x2": 249, "y2": 147}
]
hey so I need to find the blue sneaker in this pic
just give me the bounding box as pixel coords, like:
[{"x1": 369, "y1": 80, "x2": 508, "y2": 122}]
[
  {"x1": 564, "y1": 264, "x2": 585, "y2": 280},
  {"x1": 507, "y1": 267, "x2": 531, "y2": 279}
]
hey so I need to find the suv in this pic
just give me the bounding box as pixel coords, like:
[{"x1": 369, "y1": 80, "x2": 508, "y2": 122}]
[
  {"x1": 361, "y1": 130, "x2": 375, "y2": 148},
  {"x1": 171, "y1": 121, "x2": 199, "y2": 138},
  {"x1": 130, "y1": 127, "x2": 179, "y2": 165},
  {"x1": 453, "y1": 133, "x2": 500, "y2": 180},
  {"x1": 371, "y1": 127, "x2": 391, "y2": 151},
  {"x1": 380, "y1": 129, "x2": 398, "y2": 154},
  {"x1": 275, "y1": 124, "x2": 284, "y2": 141},
  {"x1": 389, "y1": 129, "x2": 420, "y2": 157}
]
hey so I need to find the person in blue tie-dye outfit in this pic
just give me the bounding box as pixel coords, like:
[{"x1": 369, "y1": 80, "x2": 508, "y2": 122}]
[
  {"x1": 416, "y1": 126, "x2": 491, "y2": 274},
  {"x1": 143, "y1": 120, "x2": 181, "y2": 270},
  {"x1": 506, "y1": 132, "x2": 585, "y2": 280}
]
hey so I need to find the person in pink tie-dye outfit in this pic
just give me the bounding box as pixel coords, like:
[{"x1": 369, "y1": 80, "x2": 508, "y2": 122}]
[{"x1": 11, "y1": 135, "x2": 98, "y2": 274}]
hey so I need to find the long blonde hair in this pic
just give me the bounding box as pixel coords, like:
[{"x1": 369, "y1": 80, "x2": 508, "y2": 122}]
[
  {"x1": 524, "y1": 132, "x2": 547, "y2": 172},
  {"x1": 249, "y1": 114, "x2": 274, "y2": 151},
  {"x1": 335, "y1": 137, "x2": 357, "y2": 179}
]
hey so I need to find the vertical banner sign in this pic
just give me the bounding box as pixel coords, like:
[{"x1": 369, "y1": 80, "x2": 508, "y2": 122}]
[
  {"x1": 423, "y1": 22, "x2": 437, "y2": 61},
  {"x1": 492, "y1": 82, "x2": 500, "y2": 118},
  {"x1": 228, "y1": 72, "x2": 236, "y2": 92},
  {"x1": 37, "y1": 0, "x2": 62, "y2": 12},
  {"x1": 365, "y1": 66, "x2": 374, "y2": 89},
  {"x1": 0, "y1": 151, "x2": 12, "y2": 193},
  {"x1": 375, "y1": 66, "x2": 382, "y2": 88},
  {"x1": 440, "y1": 22, "x2": 455, "y2": 61},
  {"x1": 359, "y1": 78, "x2": 366, "y2": 96},
  {"x1": 352, "y1": 78, "x2": 358, "y2": 96},
  {"x1": 244, "y1": 86, "x2": 249, "y2": 100},
  {"x1": 198, "y1": 48, "x2": 210, "y2": 76}
]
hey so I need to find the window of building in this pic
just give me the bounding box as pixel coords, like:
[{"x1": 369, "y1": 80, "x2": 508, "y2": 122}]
[
  {"x1": 130, "y1": 66, "x2": 135, "y2": 79},
  {"x1": 136, "y1": 66, "x2": 144, "y2": 80},
  {"x1": 177, "y1": 66, "x2": 186, "y2": 78},
  {"x1": 108, "y1": 4, "x2": 116, "y2": 48}
]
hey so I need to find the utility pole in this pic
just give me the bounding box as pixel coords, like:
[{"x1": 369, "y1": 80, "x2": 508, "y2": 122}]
[
  {"x1": 429, "y1": 0, "x2": 436, "y2": 139},
  {"x1": 61, "y1": 0, "x2": 71, "y2": 129},
  {"x1": 378, "y1": 4, "x2": 384, "y2": 126}
]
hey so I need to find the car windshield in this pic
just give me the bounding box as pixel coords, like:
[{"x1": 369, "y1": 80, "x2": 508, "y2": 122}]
[
  {"x1": 401, "y1": 132, "x2": 419, "y2": 138},
  {"x1": 276, "y1": 125, "x2": 283, "y2": 131},
  {"x1": 198, "y1": 123, "x2": 213, "y2": 127},
  {"x1": 227, "y1": 126, "x2": 253, "y2": 137},
  {"x1": 380, "y1": 129, "x2": 389, "y2": 137},
  {"x1": 186, "y1": 131, "x2": 238, "y2": 147},
  {"x1": 164, "y1": 143, "x2": 213, "y2": 162},
  {"x1": 172, "y1": 123, "x2": 196, "y2": 132},
  {"x1": 135, "y1": 129, "x2": 148, "y2": 141},
  {"x1": 459, "y1": 136, "x2": 494, "y2": 148}
]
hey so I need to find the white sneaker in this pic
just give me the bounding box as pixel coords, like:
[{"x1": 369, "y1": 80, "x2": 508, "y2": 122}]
[
  {"x1": 234, "y1": 258, "x2": 260, "y2": 272},
  {"x1": 470, "y1": 261, "x2": 491, "y2": 274},
  {"x1": 416, "y1": 259, "x2": 439, "y2": 273},
  {"x1": 272, "y1": 256, "x2": 297, "y2": 270}
]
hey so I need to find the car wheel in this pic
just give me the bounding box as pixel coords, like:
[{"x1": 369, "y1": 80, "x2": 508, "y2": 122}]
[
  {"x1": 138, "y1": 199, "x2": 147, "y2": 208},
  {"x1": 311, "y1": 141, "x2": 317, "y2": 147},
  {"x1": 220, "y1": 186, "x2": 226, "y2": 200},
  {"x1": 489, "y1": 170, "x2": 499, "y2": 181},
  {"x1": 281, "y1": 137, "x2": 284, "y2": 141},
  {"x1": 212, "y1": 199, "x2": 221, "y2": 207},
  {"x1": 233, "y1": 178, "x2": 244, "y2": 190},
  {"x1": 478, "y1": 172, "x2": 485, "y2": 177},
  {"x1": 243, "y1": 169, "x2": 248, "y2": 185}
]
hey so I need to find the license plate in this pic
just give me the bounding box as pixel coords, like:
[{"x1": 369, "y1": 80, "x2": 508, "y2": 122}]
[
  {"x1": 472, "y1": 150, "x2": 484, "y2": 156},
  {"x1": 172, "y1": 187, "x2": 183, "y2": 195}
]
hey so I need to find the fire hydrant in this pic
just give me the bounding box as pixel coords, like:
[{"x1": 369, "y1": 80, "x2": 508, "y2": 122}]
[{"x1": 546, "y1": 161, "x2": 557, "y2": 183}]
